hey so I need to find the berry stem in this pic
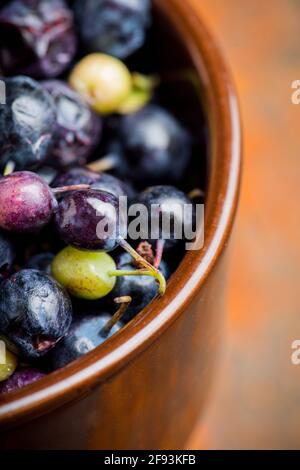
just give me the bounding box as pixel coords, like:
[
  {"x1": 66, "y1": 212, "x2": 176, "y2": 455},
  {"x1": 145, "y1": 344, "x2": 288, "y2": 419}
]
[
  {"x1": 109, "y1": 268, "x2": 166, "y2": 296},
  {"x1": 117, "y1": 239, "x2": 166, "y2": 295},
  {"x1": 132, "y1": 72, "x2": 160, "y2": 91},
  {"x1": 118, "y1": 238, "x2": 155, "y2": 271},
  {"x1": 188, "y1": 188, "x2": 205, "y2": 200},
  {"x1": 100, "y1": 296, "x2": 132, "y2": 338},
  {"x1": 87, "y1": 154, "x2": 119, "y2": 173},
  {"x1": 136, "y1": 241, "x2": 155, "y2": 265},
  {"x1": 117, "y1": 73, "x2": 160, "y2": 115},
  {"x1": 52, "y1": 184, "x2": 91, "y2": 195},
  {"x1": 3, "y1": 161, "x2": 15, "y2": 176}
]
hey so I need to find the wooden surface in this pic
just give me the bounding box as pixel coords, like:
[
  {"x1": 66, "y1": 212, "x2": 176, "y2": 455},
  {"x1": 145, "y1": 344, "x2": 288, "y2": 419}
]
[{"x1": 187, "y1": 0, "x2": 300, "y2": 450}]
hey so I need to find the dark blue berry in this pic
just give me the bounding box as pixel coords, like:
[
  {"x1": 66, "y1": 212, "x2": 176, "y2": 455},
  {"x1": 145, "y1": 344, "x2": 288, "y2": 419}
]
[
  {"x1": 0, "y1": 76, "x2": 56, "y2": 172},
  {"x1": 26, "y1": 252, "x2": 54, "y2": 275},
  {"x1": 0, "y1": 269, "x2": 73, "y2": 359},
  {"x1": 43, "y1": 80, "x2": 102, "y2": 168},
  {"x1": 48, "y1": 312, "x2": 122, "y2": 370},
  {"x1": 74, "y1": 0, "x2": 151, "y2": 59},
  {"x1": 0, "y1": 0, "x2": 77, "y2": 78},
  {"x1": 133, "y1": 185, "x2": 194, "y2": 250},
  {"x1": 107, "y1": 105, "x2": 192, "y2": 185}
]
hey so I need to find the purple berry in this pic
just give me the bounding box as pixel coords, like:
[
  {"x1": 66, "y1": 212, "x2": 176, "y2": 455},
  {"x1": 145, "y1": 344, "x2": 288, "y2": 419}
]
[
  {"x1": 0, "y1": 172, "x2": 57, "y2": 233},
  {"x1": 53, "y1": 166, "x2": 134, "y2": 198},
  {"x1": 54, "y1": 189, "x2": 126, "y2": 251},
  {"x1": 0, "y1": 76, "x2": 56, "y2": 172},
  {"x1": 0, "y1": 0, "x2": 77, "y2": 78},
  {"x1": 42, "y1": 80, "x2": 102, "y2": 168},
  {"x1": 0, "y1": 368, "x2": 45, "y2": 394}
]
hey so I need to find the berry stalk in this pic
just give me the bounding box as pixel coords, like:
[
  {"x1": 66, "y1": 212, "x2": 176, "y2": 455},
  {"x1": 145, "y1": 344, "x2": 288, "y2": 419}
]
[
  {"x1": 100, "y1": 296, "x2": 132, "y2": 338},
  {"x1": 87, "y1": 154, "x2": 119, "y2": 173},
  {"x1": 109, "y1": 268, "x2": 166, "y2": 296},
  {"x1": 117, "y1": 238, "x2": 166, "y2": 295},
  {"x1": 52, "y1": 184, "x2": 91, "y2": 194},
  {"x1": 188, "y1": 188, "x2": 205, "y2": 200}
]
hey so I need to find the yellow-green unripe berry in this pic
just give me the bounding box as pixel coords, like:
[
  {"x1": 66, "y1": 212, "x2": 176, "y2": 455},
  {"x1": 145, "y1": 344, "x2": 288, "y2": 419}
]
[
  {"x1": 51, "y1": 246, "x2": 117, "y2": 300},
  {"x1": 0, "y1": 347, "x2": 17, "y2": 382},
  {"x1": 69, "y1": 53, "x2": 132, "y2": 115}
]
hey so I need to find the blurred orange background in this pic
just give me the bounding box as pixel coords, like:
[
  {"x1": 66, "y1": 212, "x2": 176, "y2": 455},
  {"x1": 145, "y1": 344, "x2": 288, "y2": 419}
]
[{"x1": 187, "y1": 0, "x2": 300, "y2": 450}]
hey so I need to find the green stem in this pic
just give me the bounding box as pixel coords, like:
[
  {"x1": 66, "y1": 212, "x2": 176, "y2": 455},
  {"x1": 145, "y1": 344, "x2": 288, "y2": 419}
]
[
  {"x1": 188, "y1": 188, "x2": 205, "y2": 200},
  {"x1": 87, "y1": 154, "x2": 119, "y2": 173},
  {"x1": 3, "y1": 161, "x2": 15, "y2": 176},
  {"x1": 109, "y1": 269, "x2": 166, "y2": 296}
]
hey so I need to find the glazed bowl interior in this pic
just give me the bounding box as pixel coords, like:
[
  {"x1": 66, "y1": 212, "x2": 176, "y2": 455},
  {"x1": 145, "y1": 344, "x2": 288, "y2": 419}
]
[{"x1": 0, "y1": 0, "x2": 241, "y2": 424}]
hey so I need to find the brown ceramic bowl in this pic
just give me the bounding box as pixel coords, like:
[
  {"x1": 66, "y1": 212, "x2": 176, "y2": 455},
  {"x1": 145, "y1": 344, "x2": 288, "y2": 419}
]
[{"x1": 0, "y1": 0, "x2": 241, "y2": 450}]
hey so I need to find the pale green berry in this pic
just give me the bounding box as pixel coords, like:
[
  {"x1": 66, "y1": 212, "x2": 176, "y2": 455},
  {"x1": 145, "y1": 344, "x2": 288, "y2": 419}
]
[
  {"x1": 117, "y1": 73, "x2": 158, "y2": 114},
  {"x1": 69, "y1": 53, "x2": 132, "y2": 115},
  {"x1": 51, "y1": 246, "x2": 117, "y2": 300},
  {"x1": 0, "y1": 347, "x2": 17, "y2": 382}
]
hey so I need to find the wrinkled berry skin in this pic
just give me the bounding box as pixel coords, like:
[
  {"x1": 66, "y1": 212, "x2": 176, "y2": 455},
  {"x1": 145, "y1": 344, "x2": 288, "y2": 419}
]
[
  {"x1": 43, "y1": 81, "x2": 102, "y2": 168},
  {"x1": 0, "y1": 270, "x2": 73, "y2": 360},
  {"x1": 0, "y1": 77, "x2": 56, "y2": 172},
  {"x1": 133, "y1": 185, "x2": 194, "y2": 250},
  {"x1": 0, "y1": 368, "x2": 45, "y2": 394},
  {"x1": 49, "y1": 312, "x2": 122, "y2": 370},
  {"x1": 74, "y1": 0, "x2": 151, "y2": 59},
  {"x1": 107, "y1": 106, "x2": 192, "y2": 185},
  {"x1": 0, "y1": 172, "x2": 57, "y2": 233},
  {"x1": 55, "y1": 189, "x2": 126, "y2": 251},
  {"x1": 0, "y1": 0, "x2": 77, "y2": 78},
  {"x1": 112, "y1": 252, "x2": 170, "y2": 322},
  {"x1": 26, "y1": 252, "x2": 54, "y2": 275},
  {"x1": 0, "y1": 231, "x2": 15, "y2": 281}
]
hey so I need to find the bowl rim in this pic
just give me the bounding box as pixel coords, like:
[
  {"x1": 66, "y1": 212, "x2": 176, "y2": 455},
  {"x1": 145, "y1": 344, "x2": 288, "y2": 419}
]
[{"x1": 0, "y1": 0, "x2": 242, "y2": 425}]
